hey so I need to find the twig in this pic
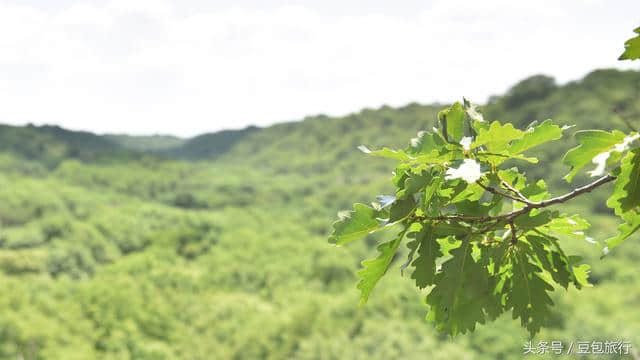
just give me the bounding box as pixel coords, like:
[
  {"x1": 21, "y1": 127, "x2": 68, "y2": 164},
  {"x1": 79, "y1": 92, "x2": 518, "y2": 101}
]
[
  {"x1": 499, "y1": 179, "x2": 531, "y2": 203},
  {"x1": 476, "y1": 181, "x2": 528, "y2": 204}
]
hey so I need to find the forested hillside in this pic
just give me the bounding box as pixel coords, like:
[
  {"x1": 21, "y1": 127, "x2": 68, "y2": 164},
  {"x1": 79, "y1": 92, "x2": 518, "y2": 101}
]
[{"x1": 1, "y1": 69, "x2": 639, "y2": 359}]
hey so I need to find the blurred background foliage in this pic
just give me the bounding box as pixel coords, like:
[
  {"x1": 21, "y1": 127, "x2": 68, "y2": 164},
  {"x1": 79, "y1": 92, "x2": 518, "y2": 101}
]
[{"x1": 0, "y1": 68, "x2": 639, "y2": 359}]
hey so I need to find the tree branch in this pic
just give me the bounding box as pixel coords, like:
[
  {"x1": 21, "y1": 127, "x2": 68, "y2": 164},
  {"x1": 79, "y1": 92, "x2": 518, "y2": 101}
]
[
  {"x1": 526, "y1": 174, "x2": 615, "y2": 209},
  {"x1": 415, "y1": 174, "x2": 616, "y2": 229}
]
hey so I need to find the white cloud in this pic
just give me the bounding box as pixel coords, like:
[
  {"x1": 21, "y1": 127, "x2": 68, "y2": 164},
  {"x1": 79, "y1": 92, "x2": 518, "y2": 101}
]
[{"x1": 0, "y1": 0, "x2": 638, "y2": 136}]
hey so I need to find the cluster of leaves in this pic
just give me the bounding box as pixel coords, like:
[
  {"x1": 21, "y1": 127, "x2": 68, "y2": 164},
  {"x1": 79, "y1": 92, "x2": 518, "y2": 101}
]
[{"x1": 329, "y1": 100, "x2": 640, "y2": 337}]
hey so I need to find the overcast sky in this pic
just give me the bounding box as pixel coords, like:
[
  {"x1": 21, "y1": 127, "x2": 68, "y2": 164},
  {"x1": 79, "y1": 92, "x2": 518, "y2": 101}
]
[{"x1": 0, "y1": 0, "x2": 638, "y2": 137}]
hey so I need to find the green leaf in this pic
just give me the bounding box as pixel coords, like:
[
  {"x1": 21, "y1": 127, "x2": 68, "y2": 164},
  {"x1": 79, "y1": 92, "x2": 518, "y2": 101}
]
[
  {"x1": 425, "y1": 241, "x2": 493, "y2": 336},
  {"x1": 497, "y1": 168, "x2": 527, "y2": 193},
  {"x1": 505, "y1": 246, "x2": 554, "y2": 337},
  {"x1": 450, "y1": 182, "x2": 485, "y2": 203},
  {"x1": 424, "y1": 175, "x2": 442, "y2": 206},
  {"x1": 472, "y1": 121, "x2": 524, "y2": 153},
  {"x1": 514, "y1": 210, "x2": 556, "y2": 232},
  {"x1": 619, "y1": 27, "x2": 640, "y2": 61},
  {"x1": 389, "y1": 197, "x2": 416, "y2": 222},
  {"x1": 397, "y1": 170, "x2": 432, "y2": 199},
  {"x1": 607, "y1": 149, "x2": 640, "y2": 216},
  {"x1": 526, "y1": 236, "x2": 571, "y2": 289},
  {"x1": 477, "y1": 151, "x2": 538, "y2": 164},
  {"x1": 408, "y1": 131, "x2": 446, "y2": 155},
  {"x1": 605, "y1": 210, "x2": 640, "y2": 250},
  {"x1": 562, "y1": 130, "x2": 627, "y2": 182},
  {"x1": 432, "y1": 222, "x2": 471, "y2": 238},
  {"x1": 541, "y1": 214, "x2": 591, "y2": 240},
  {"x1": 480, "y1": 242, "x2": 509, "y2": 275},
  {"x1": 329, "y1": 203, "x2": 386, "y2": 245},
  {"x1": 521, "y1": 179, "x2": 550, "y2": 201},
  {"x1": 438, "y1": 102, "x2": 465, "y2": 143},
  {"x1": 571, "y1": 263, "x2": 593, "y2": 289},
  {"x1": 358, "y1": 145, "x2": 411, "y2": 161},
  {"x1": 357, "y1": 234, "x2": 403, "y2": 305},
  {"x1": 410, "y1": 224, "x2": 442, "y2": 288},
  {"x1": 509, "y1": 120, "x2": 564, "y2": 154}
]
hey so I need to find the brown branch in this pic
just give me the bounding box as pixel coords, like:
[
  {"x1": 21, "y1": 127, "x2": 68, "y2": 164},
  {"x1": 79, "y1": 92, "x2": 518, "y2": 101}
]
[
  {"x1": 525, "y1": 174, "x2": 615, "y2": 209},
  {"x1": 415, "y1": 174, "x2": 616, "y2": 229}
]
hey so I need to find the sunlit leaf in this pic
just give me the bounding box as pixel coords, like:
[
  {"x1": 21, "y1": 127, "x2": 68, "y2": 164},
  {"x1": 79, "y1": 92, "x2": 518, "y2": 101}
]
[
  {"x1": 509, "y1": 119, "x2": 564, "y2": 154},
  {"x1": 605, "y1": 210, "x2": 640, "y2": 250},
  {"x1": 329, "y1": 203, "x2": 386, "y2": 245},
  {"x1": 358, "y1": 145, "x2": 411, "y2": 161},
  {"x1": 472, "y1": 121, "x2": 524, "y2": 153},
  {"x1": 438, "y1": 102, "x2": 466, "y2": 143},
  {"x1": 562, "y1": 130, "x2": 626, "y2": 182},
  {"x1": 619, "y1": 27, "x2": 640, "y2": 61}
]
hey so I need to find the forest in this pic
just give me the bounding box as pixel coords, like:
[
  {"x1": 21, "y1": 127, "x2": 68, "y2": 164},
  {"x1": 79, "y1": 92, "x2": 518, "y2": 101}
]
[{"x1": 1, "y1": 68, "x2": 640, "y2": 359}]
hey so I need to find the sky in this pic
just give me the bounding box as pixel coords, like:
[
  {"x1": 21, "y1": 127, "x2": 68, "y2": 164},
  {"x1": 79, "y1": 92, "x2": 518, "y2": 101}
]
[{"x1": 0, "y1": 0, "x2": 638, "y2": 137}]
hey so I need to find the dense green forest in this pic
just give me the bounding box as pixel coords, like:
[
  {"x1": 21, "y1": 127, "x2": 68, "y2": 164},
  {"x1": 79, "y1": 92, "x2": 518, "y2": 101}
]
[{"x1": 1, "y1": 69, "x2": 639, "y2": 359}]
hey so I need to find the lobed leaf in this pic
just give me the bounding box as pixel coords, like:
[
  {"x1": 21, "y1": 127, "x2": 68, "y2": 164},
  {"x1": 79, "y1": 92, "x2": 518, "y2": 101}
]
[
  {"x1": 409, "y1": 224, "x2": 442, "y2": 288},
  {"x1": 389, "y1": 196, "x2": 417, "y2": 222},
  {"x1": 605, "y1": 210, "x2": 640, "y2": 250},
  {"x1": 504, "y1": 246, "x2": 554, "y2": 337},
  {"x1": 472, "y1": 121, "x2": 524, "y2": 153},
  {"x1": 570, "y1": 262, "x2": 593, "y2": 289},
  {"x1": 329, "y1": 203, "x2": 386, "y2": 245},
  {"x1": 358, "y1": 145, "x2": 411, "y2": 161},
  {"x1": 408, "y1": 130, "x2": 446, "y2": 155},
  {"x1": 425, "y1": 241, "x2": 495, "y2": 336},
  {"x1": 607, "y1": 149, "x2": 640, "y2": 216},
  {"x1": 357, "y1": 234, "x2": 403, "y2": 305},
  {"x1": 438, "y1": 102, "x2": 466, "y2": 143},
  {"x1": 509, "y1": 120, "x2": 564, "y2": 155},
  {"x1": 562, "y1": 130, "x2": 626, "y2": 182},
  {"x1": 397, "y1": 170, "x2": 432, "y2": 199}
]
